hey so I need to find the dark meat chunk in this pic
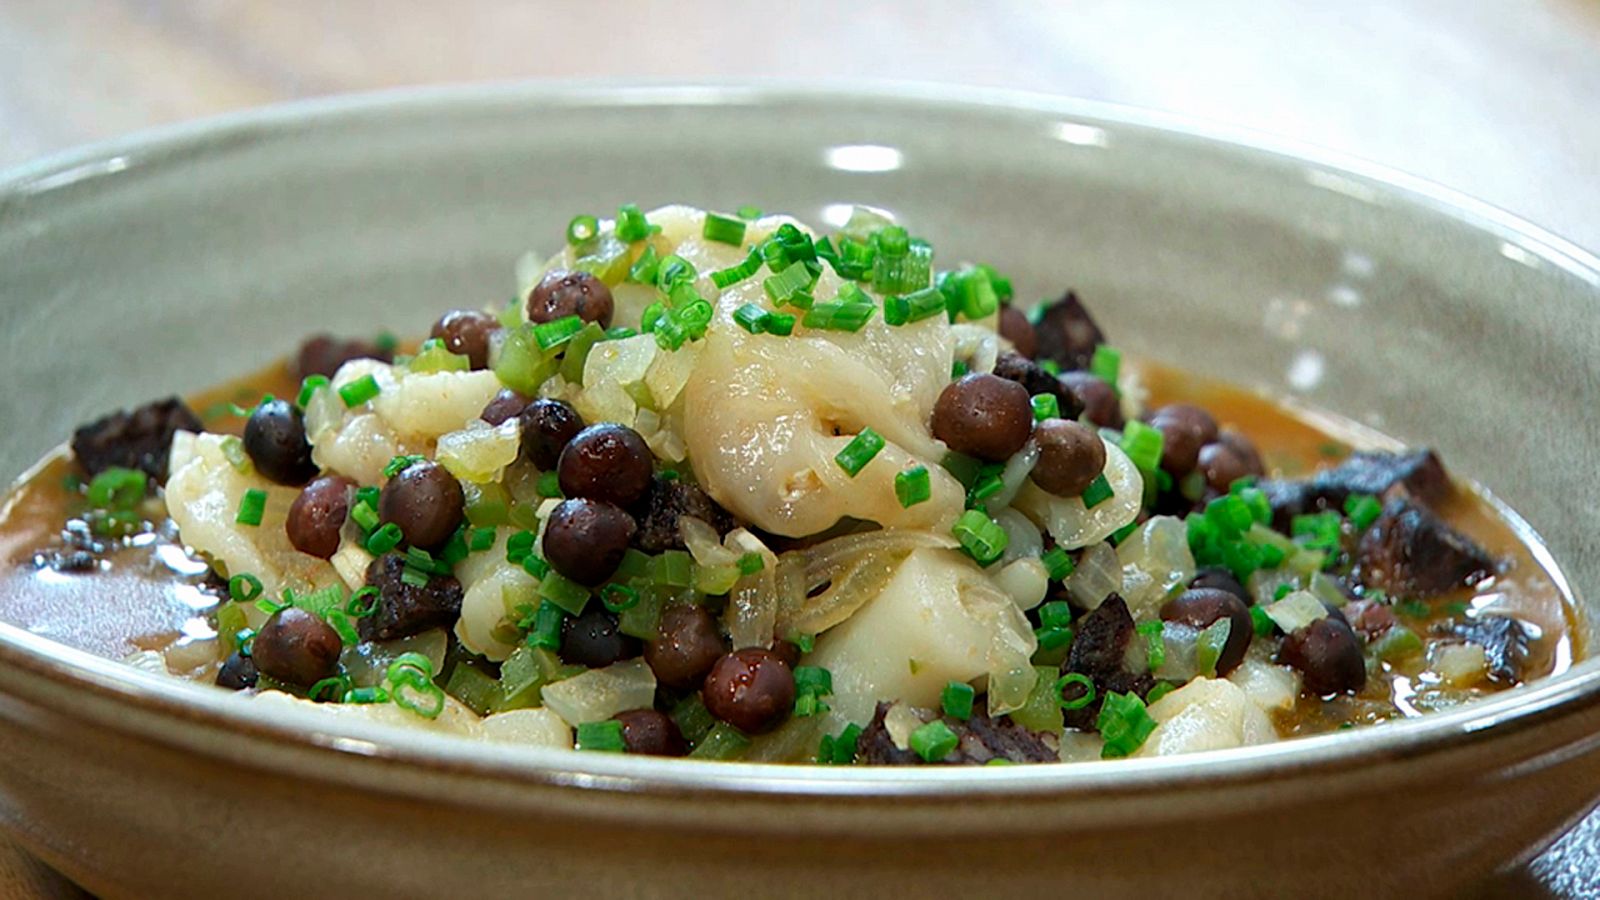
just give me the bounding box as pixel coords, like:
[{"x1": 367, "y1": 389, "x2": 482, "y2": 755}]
[
  {"x1": 1060, "y1": 594, "x2": 1154, "y2": 730},
  {"x1": 1260, "y1": 449, "x2": 1449, "y2": 531},
  {"x1": 1342, "y1": 599, "x2": 1398, "y2": 641},
  {"x1": 358, "y1": 553, "x2": 464, "y2": 642},
  {"x1": 292, "y1": 334, "x2": 393, "y2": 380},
  {"x1": 856, "y1": 699, "x2": 1058, "y2": 766},
  {"x1": 1445, "y1": 615, "x2": 1531, "y2": 685},
  {"x1": 631, "y1": 475, "x2": 734, "y2": 554},
  {"x1": 1032, "y1": 290, "x2": 1106, "y2": 372},
  {"x1": 991, "y1": 352, "x2": 1084, "y2": 420},
  {"x1": 1355, "y1": 499, "x2": 1495, "y2": 599},
  {"x1": 71, "y1": 397, "x2": 202, "y2": 483}
]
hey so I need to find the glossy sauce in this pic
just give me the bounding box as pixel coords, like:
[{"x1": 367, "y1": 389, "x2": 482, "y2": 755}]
[{"x1": 0, "y1": 355, "x2": 1580, "y2": 735}]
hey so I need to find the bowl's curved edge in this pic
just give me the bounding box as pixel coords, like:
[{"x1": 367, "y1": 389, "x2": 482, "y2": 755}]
[{"x1": 2, "y1": 79, "x2": 1600, "y2": 802}]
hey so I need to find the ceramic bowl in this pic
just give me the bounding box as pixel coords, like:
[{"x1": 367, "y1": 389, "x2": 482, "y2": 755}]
[{"x1": 1, "y1": 83, "x2": 1598, "y2": 899}]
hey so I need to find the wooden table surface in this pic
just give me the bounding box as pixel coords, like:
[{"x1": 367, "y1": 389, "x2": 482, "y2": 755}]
[{"x1": 3, "y1": 1, "x2": 1599, "y2": 896}]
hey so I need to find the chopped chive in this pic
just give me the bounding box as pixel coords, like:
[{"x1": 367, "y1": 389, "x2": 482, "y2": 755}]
[
  {"x1": 802, "y1": 300, "x2": 875, "y2": 332},
  {"x1": 1119, "y1": 420, "x2": 1164, "y2": 478},
  {"x1": 604, "y1": 326, "x2": 637, "y2": 340},
  {"x1": 967, "y1": 468, "x2": 1005, "y2": 506},
  {"x1": 1250, "y1": 605, "x2": 1275, "y2": 637},
  {"x1": 577, "y1": 719, "x2": 627, "y2": 752},
  {"x1": 1096, "y1": 691, "x2": 1157, "y2": 758},
  {"x1": 655, "y1": 254, "x2": 697, "y2": 289},
  {"x1": 467, "y1": 526, "x2": 497, "y2": 553},
  {"x1": 702, "y1": 212, "x2": 748, "y2": 246},
  {"x1": 339, "y1": 374, "x2": 381, "y2": 408},
  {"x1": 525, "y1": 600, "x2": 565, "y2": 650},
  {"x1": 1036, "y1": 625, "x2": 1074, "y2": 652},
  {"x1": 894, "y1": 465, "x2": 932, "y2": 508},
  {"x1": 566, "y1": 214, "x2": 599, "y2": 245},
  {"x1": 1089, "y1": 345, "x2": 1121, "y2": 387},
  {"x1": 1055, "y1": 672, "x2": 1096, "y2": 710},
  {"x1": 350, "y1": 500, "x2": 379, "y2": 533},
  {"x1": 733, "y1": 303, "x2": 769, "y2": 334},
  {"x1": 763, "y1": 262, "x2": 817, "y2": 306},
  {"x1": 951, "y1": 360, "x2": 968, "y2": 379},
  {"x1": 1344, "y1": 493, "x2": 1383, "y2": 531},
  {"x1": 600, "y1": 583, "x2": 640, "y2": 613},
  {"x1": 533, "y1": 314, "x2": 585, "y2": 350},
  {"x1": 523, "y1": 554, "x2": 551, "y2": 580},
  {"x1": 908, "y1": 720, "x2": 959, "y2": 762},
  {"x1": 235, "y1": 489, "x2": 267, "y2": 526},
  {"x1": 1040, "y1": 546, "x2": 1075, "y2": 581},
  {"x1": 941, "y1": 681, "x2": 976, "y2": 720},
  {"x1": 952, "y1": 509, "x2": 1008, "y2": 566},
  {"x1": 346, "y1": 586, "x2": 380, "y2": 618},
  {"x1": 365, "y1": 521, "x2": 404, "y2": 555},
  {"x1": 710, "y1": 246, "x2": 763, "y2": 289},
  {"x1": 1031, "y1": 393, "x2": 1060, "y2": 422},
  {"x1": 536, "y1": 471, "x2": 563, "y2": 499},
  {"x1": 296, "y1": 374, "x2": 329, "y2": 408},
  {"x1": 227, "y1": 573, "x2": 264, "y2": 602},
  {"x1": 615, "y1": 203, "x2": 651, "y2": 243},
  {"x1": 1080, "y1": 474, "x2": 1114, "y2": 508},
  {"x1": 400, "y1": 565, "x2": 430, "y2": 588},
  {"x1": 736, "y1": 205, "x2": 763, "y2": 220},
  {"x1": 86, "y1": 467, "x2": 147, "y2": 511},
  {"x1": 1038, "y1": 601, "x2": 1073, "y2": 630},
  {"x1": 764, "y1": 312, "x2": 796, "y2": 336},
  {"x1": 737, "y1": 552, "x2": 765, "y2": 576},
  {"x1": 834, "y1": 428, "x2": 885, "y2": 476},
  {"x1": 1136, "y1": 620, "x2": 1166, "y2": 672},
  {"x1": 383, "y1": 454, "x2": 427, "y2": 479}
]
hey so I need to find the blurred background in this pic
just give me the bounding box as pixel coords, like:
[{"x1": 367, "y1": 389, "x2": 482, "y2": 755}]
[{"x1": 2, "y1": 1, "x2": 1599, "y2": 896}]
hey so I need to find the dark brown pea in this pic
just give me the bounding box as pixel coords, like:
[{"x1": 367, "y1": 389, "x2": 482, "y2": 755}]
[
  {"x1": 1059, "y1": 371, "x2": 1124, "y2": 429},
  {"x1": 292, "y1": 334, "x2": 392, "y2": 380},
  {"x1": 286, "y1": 475, "x2": 355, "y2": 559},
  {"x1": 559, "y1": 605, "x2": 641, "y2": 668},
  {"x1": 768, "y1": 637, "x2": 802, "y2": 670},
  {"x1": 998, "y1": 305, "x2": 1038, "y2": 359},
  {"x1": 251, "y1": 607, "x2": 342, "y2": 687},
  {"x1": 1278, "y1": 615, "x2": 1368, "y2": 695},
  {"x1": 378, "y1": 461, "x2": 464, "y2": 550},
  {"x1": 702, "y1": 648, "x2": 796, "y2": 735},
  {"x1": 557, "y1": 423, "x2": 653, "y2": 506},
  {"x1": 215, "y1": 651, "x2": 258, "y2": 691},
  {"x1": 522, "y1": 398, "x2": 586, "y2": 471},
  {"x1": 613, "y1": 708, "x2": 688, "y2": 757},
  {"x1": 1160, "y1": 588, "x2": 1253, "y2": 676},
  {"x1": 527, "y1": 269, "x2": 614, "y2": 328},
  {"x1": 644, "y1": 604, "x2": 727, "y2": 690},
  {"x1": 1148, "y1": 404, "x2": 1218, "y2": 476},
  {"x1": 1189, "y1": 567, "x2": 1251, "y2": 605},
  {"x1": 1198, "y1": 442, "x2": 1253, "y2": 494},
  {"x1": 542, "y1": 498, "x2": 637, "y2": 585},
  {"x1": 1213, "y1": 430, "x2": 1267, "y2": 482},
  {"x1": 243, "y1": 399, "x2": 318, "y2": 486},
  {"x1": 429, "y1": 309, "x2": 501, "y2": 370},
  {"x1": 931, "y1": 373, "x2": 1034, "y2": 462},
  {"x1": 1031, "y1": 418, "x2": 1106, "y2": 496},
  {"x1": 479, "y1": 388, "x2": 530, "y2": 427}
]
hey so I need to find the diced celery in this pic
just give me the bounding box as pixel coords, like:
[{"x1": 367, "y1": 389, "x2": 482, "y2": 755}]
[
  {"x1": 692, "y1": 563, "x2": 740, "y2": 596},
  {"x1": 1371, "y1": 625, "x2": 1424, "y2": 663},
  {"x1": 215, "y1": 601, "x2": 250, "y2": 655},
  {"x1": 573, "y1": 234, "x2": 632, "y2": 286},
  {"x1": 493, "y1": 323, "x2": 561, "y2": 396},
  {"x1": 445, "y1": 663, "x2": 502, "y2": 715},
  {"x1": 671, "y1": 693, "x2": 718, "y2": 744},
  {"x1": 688, "y1": 723, "x2": 751, "y2": 760},
  {"x1": 1006, "y1": 665, "x2": 1065, "y2": 737},
  {"x1": 494, "y1": 646, "x2": 581, "y2": 712},
  {"x1": 615, "y1": 549, "x2": 652, "y2": 580},
  {"x1": 408, "y1": 344, "x2": 470, "y2": 374},
  {"x1": 559, "y1": 322, "x2": 607, "y2": 386},
  {"x1": 652, "y1": 550, "x2": 693, "y2": 588},
  {"x1": 539, "y1": 571, "x2": 590, "y2": 615},
  {"x1": 616, "y1": 585, "x2": 664, "y2": 640}
]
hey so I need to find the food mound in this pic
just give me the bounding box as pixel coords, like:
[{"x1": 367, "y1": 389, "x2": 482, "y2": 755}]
[{"x1": 38, "y1": 204, "x2": 1552, "y2": 764}]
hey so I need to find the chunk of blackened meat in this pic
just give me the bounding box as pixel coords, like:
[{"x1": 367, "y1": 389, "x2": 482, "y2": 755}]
[
  {"x1": 1355, "y1": 499, "x2": 1495, "y2": 599},
  {"x1": 1342, "y1": 599, "x2": 1398, "y2": 641},
  {"x1": 1060, "y1": 594, "x2": 1155, "y2": 730},
  {"x1": 1260, "y1": 449, "x2": 1450, "y2": 531},
  {"x1": 991, "y1": 352, "x2": 1085, "y2": 420},
  {"x1": 856, "y1": 700, "x2": 1058, "y2": 766},
  {"x1": 71, "y1": 397, "x2": 202, "y2": 483},
  {"x1": 1033, "y1": 291, "x2": 1106, "y2": 372},
  {"x1": 358, "y1": 553, "x2": 465, "y2": 642},
  {"x1": 631, "y1": 476, "x2": 734, "y2": 554},
  {"x1": 291, "y1": 334, "x2": 393, "y2": 380},
  {"x1": 1445, "y1": 615, "x2": 1531, "y2": 685}
]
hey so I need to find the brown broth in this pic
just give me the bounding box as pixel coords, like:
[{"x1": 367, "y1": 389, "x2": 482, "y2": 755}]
[{"x1": 0, "y1": 354, "x2": 1580, "y2": 737}]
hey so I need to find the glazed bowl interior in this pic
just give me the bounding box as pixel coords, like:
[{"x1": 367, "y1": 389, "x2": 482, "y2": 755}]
[{"x1": 2, "y1": 82, "x2": 1599, "y2": 790}]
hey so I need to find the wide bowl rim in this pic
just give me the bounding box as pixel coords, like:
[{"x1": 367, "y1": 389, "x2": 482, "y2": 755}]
[{"x1": 3, "y1": 78, "x2": 1599, "y2": 801}]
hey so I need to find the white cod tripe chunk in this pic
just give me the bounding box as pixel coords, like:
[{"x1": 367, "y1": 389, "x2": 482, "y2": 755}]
[
  {"x1": 670, "y1": 211, "x2": 964, "y2": 537},
  {"x1": 807, "y1": 548, "x2": 1038, "y2": 724},
  {"x1": 1133, "y1": 677, "x2": 1277, "y2": 758}
]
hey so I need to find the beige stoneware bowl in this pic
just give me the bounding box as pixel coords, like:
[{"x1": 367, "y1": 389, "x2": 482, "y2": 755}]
[{"x1": 1, "y1": 83, "x2": 1598, "y2": 899}]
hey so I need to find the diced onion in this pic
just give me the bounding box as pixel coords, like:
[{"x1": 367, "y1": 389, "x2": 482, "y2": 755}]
[
  {"x1": 436, "y1": 419, "x2": 522, "y2": 484},
  {"x1": 540, "y1": 658, "x2": 657, "y2": 726},
  {"x1": 983, "y1": 440, "x2": 1040, "y2": 515},
  {"x1": 480, "y1": 708, "x2": 573, "y2": 748},
  {"x1": 1066, "y1": 541, "x2": 1122, "y2": 609},
  {"x1": 773, "y1": 529, "x2": 959, "y2": 636},
  {"x1": 1116, "y1": 516, "x2": 1196, "y2": 620},
  {"x1": 1431, "y1": 642, "x2": 1488, "y2": 686},
  {"x1": 994, "y1": 507, "x2": 1043, "y2": 565},
  {"x1": 1264, "y1": 590, "x2": 1330, "y2": 633},
  {"x1": 993, "y1": 557, "x2": 1050, "y2": 611}
]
